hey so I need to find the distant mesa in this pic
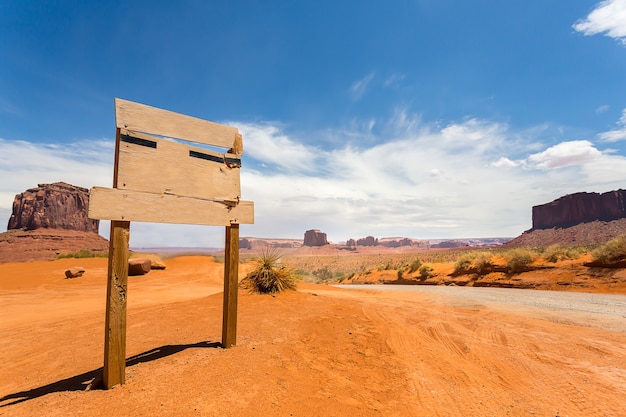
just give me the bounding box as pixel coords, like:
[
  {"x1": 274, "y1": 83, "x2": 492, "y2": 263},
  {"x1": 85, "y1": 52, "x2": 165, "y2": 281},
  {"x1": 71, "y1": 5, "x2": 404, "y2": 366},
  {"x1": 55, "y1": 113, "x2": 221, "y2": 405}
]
[
  {"x1": 239, "y1": 237, "x2": 303, "y2": 250},
  {"x1": 0, "y1": 182, "x2": 108, "y2": 263},
  {"x1": 303, "y1": 229, "x2": 328, "y2": 247},
  {"x1": 532, "y1": 190, "x2": 626, "y2": 229},
  {"x1": 356, "y1": 236, "x2": 377, "y2": 246},
  {"x1": 346, "y1": 236, "x2": 427, "y2": 248},
  {"x1": 507, "y1": 189, "x2": 626, "y2": 247},
  {"x1": 430, "y1": 240, "x2": 468, "y2": 249}
]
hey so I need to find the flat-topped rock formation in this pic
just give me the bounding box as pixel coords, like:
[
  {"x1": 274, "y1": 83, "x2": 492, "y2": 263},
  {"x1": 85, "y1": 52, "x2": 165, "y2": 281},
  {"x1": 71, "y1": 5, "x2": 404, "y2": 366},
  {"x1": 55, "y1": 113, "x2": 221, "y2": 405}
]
[
  {"x1": 532, "y1": 189, "x2": 626, "y2": 230},
  {"x1": 1, "y1": 182, "x2": 107, "y2": 262},
  {"x1": 303, "y1": 229, "x2": 328, "y2": 247},
  {"x1": 8, "y1": 182, "x2": 99, "y2": 232}
]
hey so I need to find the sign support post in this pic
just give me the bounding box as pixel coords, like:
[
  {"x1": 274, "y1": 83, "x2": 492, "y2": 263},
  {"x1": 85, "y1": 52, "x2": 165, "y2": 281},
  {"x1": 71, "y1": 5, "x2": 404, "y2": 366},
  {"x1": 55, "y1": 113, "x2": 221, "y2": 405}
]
[
  {"x1": 222, "y1": 223, "x2": 239, "y2": 348},
  {"x1": 103, "y1": 220, "x2": 130, "y2": 388}
]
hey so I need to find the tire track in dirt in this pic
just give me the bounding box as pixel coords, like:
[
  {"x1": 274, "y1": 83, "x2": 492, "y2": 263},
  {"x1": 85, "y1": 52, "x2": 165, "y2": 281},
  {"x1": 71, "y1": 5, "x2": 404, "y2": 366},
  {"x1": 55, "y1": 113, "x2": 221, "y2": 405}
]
[{"x1": 354, "y1": 289, "x2": 626, "y2": 417}]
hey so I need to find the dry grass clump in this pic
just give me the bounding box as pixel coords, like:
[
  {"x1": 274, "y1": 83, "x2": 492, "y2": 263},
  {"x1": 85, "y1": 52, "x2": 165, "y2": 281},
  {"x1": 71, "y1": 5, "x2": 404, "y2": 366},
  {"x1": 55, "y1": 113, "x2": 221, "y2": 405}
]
[
  {"x1": 241, "y1": 249, "x2": 297, "y2": 294},
  {"x1": 591, "y1": 235, "x2": 626, "y2": 266},
  {"x1": 56, "y1": 249, "x2": 107, "y2": 259},
  {"x1": 452, "y1": 251, "x2": 494, "y2": 276},
  {"x1": 452, "y1": 253, "x2": 475, "y2": 275},
  {"x1": 418, "y1": 264, "x2": 434, "y2": 280},
  {"x1": 541, "y1": 244, "x2": 586, "y2": 263},
  {"x1": 503, "y1": 248, "x2": 538, "y2": 274}
]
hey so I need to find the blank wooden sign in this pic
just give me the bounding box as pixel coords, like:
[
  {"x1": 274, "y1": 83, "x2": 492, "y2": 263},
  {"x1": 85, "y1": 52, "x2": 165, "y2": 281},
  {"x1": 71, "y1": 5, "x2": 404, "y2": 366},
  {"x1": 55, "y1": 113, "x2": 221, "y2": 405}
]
[{"x1": 89, "y1": 99, "x2": 254, "y2": 225}]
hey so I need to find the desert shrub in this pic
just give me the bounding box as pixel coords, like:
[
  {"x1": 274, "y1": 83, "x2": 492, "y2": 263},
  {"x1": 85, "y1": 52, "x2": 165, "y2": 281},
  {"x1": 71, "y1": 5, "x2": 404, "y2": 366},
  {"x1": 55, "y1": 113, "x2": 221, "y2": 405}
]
[
  {"x1": 591, "y1": 235, "x2": 626, "y2": 266},
  {"x1": 419, "y1": 264, "x2": 434, "y2": 280},
  {"x1": 212, "y1": 256, "x2": 225, "y2": 263},
  {"x1": 312, "y1": 266, "x2": 333, "y2": 282},
  {"x1": 504, "y1": 248, "x2": 537, "y2": 274},
  {"x1": 397, "y1": 267, "x2": 405, "y2": 279},
  {"x1": 473, "y1": 252, "x2": 494, "y2": 275},
  {"x1": 408, "y1": 258, "x2": 422, "y2": 273},
  {"x1": 241, "y1": 249, "x2": 297, "y2": 294},
  {"x1": 542, "y1": 244, "x2": 565, "y2": 263},
  {"x1": 57, "y1": 249, "x2": 107, "y2": 259},
  {"x1": 542, "y1": 244, "x2": 587, "y2": 263},
  {"x1": 453, "y1": 253, "x2": 476, "y2": 275}
]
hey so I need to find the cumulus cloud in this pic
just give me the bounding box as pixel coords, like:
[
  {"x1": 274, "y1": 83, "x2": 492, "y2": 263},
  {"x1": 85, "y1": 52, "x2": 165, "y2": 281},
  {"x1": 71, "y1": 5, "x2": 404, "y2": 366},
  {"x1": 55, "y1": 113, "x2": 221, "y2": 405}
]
[
  {"x1": 573, "y1": 0, "x2": 626, "y2": 45},
  {"x1": 236, "y1": 122, "x2": 323, "y2": 173},
  {"x1": 598, "y1": 108, "x2": 626, "y2": 141},
  {"x1": 491, "y1": 157, "x2": 518, "y2": 168},
  {"x1": 524, "y1": 140, "x2": 602, "y2": 169}
]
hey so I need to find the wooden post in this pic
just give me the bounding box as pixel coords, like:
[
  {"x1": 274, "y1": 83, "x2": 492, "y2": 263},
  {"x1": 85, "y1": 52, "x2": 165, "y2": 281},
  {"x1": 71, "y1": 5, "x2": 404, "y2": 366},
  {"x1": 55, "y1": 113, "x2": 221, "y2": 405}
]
[
  {"x1": 222, "y1": 223, "x2": 239, "y2": 348},
  {"x1": 103, "y1": 220, "x2": 130, "y2": 388}
]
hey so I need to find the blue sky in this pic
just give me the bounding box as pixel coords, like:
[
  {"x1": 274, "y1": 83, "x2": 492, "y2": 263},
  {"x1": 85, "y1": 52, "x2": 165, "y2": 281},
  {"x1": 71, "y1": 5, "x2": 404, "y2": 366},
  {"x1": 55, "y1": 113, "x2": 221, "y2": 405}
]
[{"x1": 1, "y1": 0, "x2": 626, "y2": 247}]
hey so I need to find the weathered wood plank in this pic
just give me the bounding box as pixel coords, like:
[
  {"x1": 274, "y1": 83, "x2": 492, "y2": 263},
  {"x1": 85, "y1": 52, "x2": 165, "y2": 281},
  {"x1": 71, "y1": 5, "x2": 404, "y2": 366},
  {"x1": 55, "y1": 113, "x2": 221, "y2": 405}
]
[
  {"x1": 88, "y1": 187, "x2": 254, "y2": 225},
  {"x1": 117, "y1": 129, "x2": 241, "y2": 201},
  {"x1": 222, "y1": 224, "x2": 239, "y2": 348},
  {"x1": 103, "y1": 220, "x2": 130, "y2": 389},
  {"x1": 115, "y1": 98, "x2": 239, "y2": 149}
]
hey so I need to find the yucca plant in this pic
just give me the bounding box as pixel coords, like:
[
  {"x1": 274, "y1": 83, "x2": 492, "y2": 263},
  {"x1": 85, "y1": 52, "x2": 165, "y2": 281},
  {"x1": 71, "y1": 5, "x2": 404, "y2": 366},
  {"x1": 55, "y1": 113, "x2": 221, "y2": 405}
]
[{"x1": 241, "y1": 248, "x2": 297, "y2": 294}]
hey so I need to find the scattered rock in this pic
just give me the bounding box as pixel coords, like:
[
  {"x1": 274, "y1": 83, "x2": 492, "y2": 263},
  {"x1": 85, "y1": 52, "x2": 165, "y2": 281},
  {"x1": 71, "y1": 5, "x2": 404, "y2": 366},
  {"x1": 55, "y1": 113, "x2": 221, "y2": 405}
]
[
  {"x1": 128, "y1": 258, "x2": 152, "y2": 276},
  {"x1": 150, "y1": 259, "x2": 167, "y2": 270},
  {"x1": 65, "y1": 267, "x2": 86, "y2": 279}
]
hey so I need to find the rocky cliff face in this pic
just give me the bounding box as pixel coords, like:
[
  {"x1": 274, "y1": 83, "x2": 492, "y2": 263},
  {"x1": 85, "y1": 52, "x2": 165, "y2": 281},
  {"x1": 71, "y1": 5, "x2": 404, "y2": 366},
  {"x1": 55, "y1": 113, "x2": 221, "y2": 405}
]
[
  {"x1": 532, "y1": 190, "x2": 626, "y2": 229},
  {"x1": 303, "y1": 229, "x2": 328, "y2": 246},
  {"x1": 8, "y1": 182, "x2": 99, "y2": 232}
]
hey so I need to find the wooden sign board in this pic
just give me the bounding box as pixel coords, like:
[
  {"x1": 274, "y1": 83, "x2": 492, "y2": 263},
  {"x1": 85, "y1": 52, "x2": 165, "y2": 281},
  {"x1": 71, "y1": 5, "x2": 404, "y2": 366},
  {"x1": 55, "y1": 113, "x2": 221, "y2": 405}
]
[
  {"x1": 89, "y1": 99, "x2": 253, "y2": 225},
  {"x1": 88, "y1": 98, "x2": 254, "y2": 389}
]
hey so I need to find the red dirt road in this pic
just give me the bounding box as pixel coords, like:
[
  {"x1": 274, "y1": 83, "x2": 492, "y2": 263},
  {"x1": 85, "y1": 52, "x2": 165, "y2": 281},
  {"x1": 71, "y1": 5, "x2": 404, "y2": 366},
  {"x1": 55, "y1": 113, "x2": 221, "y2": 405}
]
[{"x1": 1, "y1": 257, "x2": 624, "y2": 416}]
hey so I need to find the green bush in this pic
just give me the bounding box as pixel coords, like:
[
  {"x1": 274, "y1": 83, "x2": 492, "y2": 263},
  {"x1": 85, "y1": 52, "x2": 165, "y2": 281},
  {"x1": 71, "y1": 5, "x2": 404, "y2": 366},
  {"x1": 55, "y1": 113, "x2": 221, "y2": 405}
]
[
  {"x1": 397, "y1": 267, "x2": 405, "y2": 279},
  {"x1": 418, "y1": 264, "x2": 434, "y2": 280},
  {"x1": 504, "y1": 248, "x2": 537, "y2": 274},
  {"x1": 408, "y1": 258, "x2": 422, "y2": 273},
  {"x1": 592, "y1": 235, "x2": 626, "y2": 266},
  {"x1": 312, "y1": 266, "x2": 333, "y2": 282},
  {"x1": 473, "y1": 252, "x2": 494, "y2": 275},
  {"x1": 453, "y1": 253, "x2": 475, "y2": 275},
  {"x1": 541, "y1": 244, "x2": 584, "y2": 263},
  {"x1": 241, "y1": 249, "x2": 297, "y2": 293}
]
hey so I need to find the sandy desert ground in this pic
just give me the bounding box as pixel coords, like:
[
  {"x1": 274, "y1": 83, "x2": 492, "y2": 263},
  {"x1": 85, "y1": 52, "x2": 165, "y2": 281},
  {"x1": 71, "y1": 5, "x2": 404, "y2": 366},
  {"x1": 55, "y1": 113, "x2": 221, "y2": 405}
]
[{"x1": 1, "y1": 256, "x2": 625, "y2": 416}]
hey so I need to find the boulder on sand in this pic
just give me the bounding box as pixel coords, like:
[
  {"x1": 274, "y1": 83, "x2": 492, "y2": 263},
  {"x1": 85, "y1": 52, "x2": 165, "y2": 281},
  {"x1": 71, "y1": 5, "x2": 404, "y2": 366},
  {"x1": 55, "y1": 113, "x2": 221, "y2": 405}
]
[
  {"x1": 128, "y1": 258, "x2": 152, "y2": 276},
  {"x1": 65, "y1": 267, "x2": 85, "y2": 279}
]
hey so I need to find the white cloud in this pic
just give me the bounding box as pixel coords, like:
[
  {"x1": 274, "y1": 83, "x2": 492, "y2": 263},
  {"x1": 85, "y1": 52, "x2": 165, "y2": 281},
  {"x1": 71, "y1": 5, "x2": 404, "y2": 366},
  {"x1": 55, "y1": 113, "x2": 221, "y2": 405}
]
[
  {"x1": 491, "y1": 157, "x2": 518, "y2": 168},
  {"x1": 524, "y1": 140, "x2": 602, "y2": 169},
  {"x1": 573, "y1": 0, "x2": 626, "y2": 45},
  {"x1": 236, "y1": 122, "x2": 323, "y2": 173},
  {"x1": 596, "y1": 104, "x2": 610, "y2": 114},
  {"x1": 598, "y1": 108, "x2": 626, "y2": 141},
  {"x1": 384, "y1": 73, "x2": 406, "y2": 87},
  {"x1": 350, "y1": 72, "x2": 375, "y2": 100}
]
